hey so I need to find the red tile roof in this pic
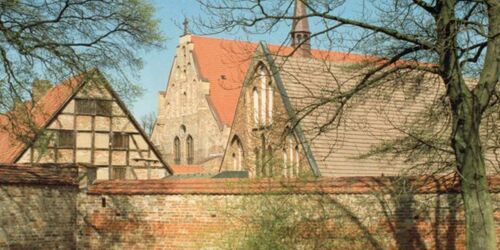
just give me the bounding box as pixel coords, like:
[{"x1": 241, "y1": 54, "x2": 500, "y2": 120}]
[
  {"x1": 0, "y1": 73, "x2": 87, "y2": 163},
  {"x1": 190, "y1": 36, "x2": 372, "y2": 126},
  {"x1": 170, "y1": 165, "x2": 204, "y2": 174}
]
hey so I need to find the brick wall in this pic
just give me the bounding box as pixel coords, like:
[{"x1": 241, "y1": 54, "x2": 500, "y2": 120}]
[
  {"x1": 0, "y1": 165, "x2": 78, "y2": 249},
  {"x1": 78, "y1": 176, "x2": 500, "y2": 249}
]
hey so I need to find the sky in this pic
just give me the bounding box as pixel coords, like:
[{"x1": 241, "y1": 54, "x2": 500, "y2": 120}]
[{"x1": 130, "y1": 0, "x2": 360, "y2": 119}]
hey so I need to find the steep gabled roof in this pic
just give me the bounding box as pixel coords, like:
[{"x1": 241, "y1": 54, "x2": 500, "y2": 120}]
[
  {"x1": 258, "y1": 44, "x2": 452, "y2": 177},
  {"x1": 189, "y1": 35, "x2": 371, "y2": 126},
  {"x1": 0, "y1": 70, "x2": 172, "y2": 174},
  {"x1": 0, "y1": 72, "x2": 86, "y2": 163}
]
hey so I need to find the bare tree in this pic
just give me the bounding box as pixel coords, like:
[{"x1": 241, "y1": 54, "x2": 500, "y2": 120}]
[
  {"x1": 0, "y1": 0, "x2": 163, "y2": 119},
  {"x1": 140, "y1": 112, "x2": 156, "y2": 137},
  {"x1": 195, "y1": 0, "x2": 498, "y2": 249}
]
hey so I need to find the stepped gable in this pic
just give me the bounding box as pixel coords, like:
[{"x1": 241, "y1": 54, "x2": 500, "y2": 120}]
[{"x1": 190, "y1": 35, "x2": 370, "y2": 126}]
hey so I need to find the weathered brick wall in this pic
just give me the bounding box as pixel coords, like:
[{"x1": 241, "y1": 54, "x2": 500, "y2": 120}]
[
  {"x1": 0, "y1": 185, "x2": 78, "y2": 249},
  {"x1": 77, "y1": 176, "x2": 500, "y2": 249}
]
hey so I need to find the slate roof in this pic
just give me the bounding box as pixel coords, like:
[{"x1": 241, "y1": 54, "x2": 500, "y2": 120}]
[
  {"x1": 189, "y1": 36, "x2": 371, "y2": 126},
  {"x1": 262, "y1": 48, "x2": 498, "y2": 176}
]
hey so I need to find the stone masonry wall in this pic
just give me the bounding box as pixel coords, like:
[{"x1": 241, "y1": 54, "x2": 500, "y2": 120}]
[
  {"x1": 0, "y1": 185, "x2": 78, "y2": 249},
  {"x1": 78, "y1": 176, "x2": 500, "y2": 249}
]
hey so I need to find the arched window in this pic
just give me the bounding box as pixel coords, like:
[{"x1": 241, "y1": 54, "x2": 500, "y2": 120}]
[
  {"x1": 259, "y1": 67, "x2": 267, "y2": 125},
  {"x1": 267, "y1": 81, "x2": 273, "y2": 124},
  {"x1": 231, "y1": 136, "x2": 244, "y2": 170},
  {"x1": 267, "y1": 145, "x2": 273, "y2": 177},
  {"x1": 254, "y1": 148, "x2": 260, "y2": 178},
  {"x1": 288, "y1": 137, "x2": 294, "y2": 177},
  {"x1": 294, "y1": 145, "x2": 300, "y2": 176},
  {"x1": 186, "y1": 135, "x2": 194, "y2": 164},
  {"x1": 174, "y1": 137, "x2": 181, "y2": 164},
  {"x1": 260, "y1": 134, "x2": 266, "y2": 177},
  {"x1": 252, "y1": 87, "x2": 259, "y2": 126},
  {"x1": 282, "y1": 147, "x2": 288, "y2": 178}
]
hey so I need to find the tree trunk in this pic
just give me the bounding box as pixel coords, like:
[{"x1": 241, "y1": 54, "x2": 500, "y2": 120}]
[
  {"x1": 451, "y1": 101, "x2": 497, "y2": 250},
  {"x1": 436, "y1": 0, "x2": 497, "y2": 248}
]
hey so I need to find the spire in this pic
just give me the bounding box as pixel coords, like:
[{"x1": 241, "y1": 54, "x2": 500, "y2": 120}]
[
  {"x1": 290, "y1": 0, "x2": 311, "y2": 57},
  {"x1": 182, "y1": 17, "x2": 190, "y2": 36}
]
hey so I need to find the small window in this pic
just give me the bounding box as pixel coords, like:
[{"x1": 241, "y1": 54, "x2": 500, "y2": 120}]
[
  {"x1": 112, "y1": 167, "x2": 126, "y2": 180},
  {"x1": 75, "y1": 99, "x2": 112, "y2": 116},
  {"x1": 186, "y1": 135, "x2": 194, "y2": 164},
  {"x1": 57, "y1": 130, "x2": 74, "y2": 148},
  {"x1": 95, "y1": 100, "x2": 112, "y2": 116},
  {"x1": 174, "y1": 137, "x2": 181, "y2": 164},
  {"x1": 75, "y1": 99, "x2": 94, "y2": 115},
  {"x1": 112, "y1": 133, "x2": 129, "y2": 149}
]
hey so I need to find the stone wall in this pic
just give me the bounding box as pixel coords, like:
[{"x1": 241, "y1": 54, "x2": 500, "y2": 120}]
[
  {"x1": 0, "y1": 165, "x2": 79, "y2": 249},
  {"x1": 78, "y1": 176, "x2": 500, "y2": 250}
]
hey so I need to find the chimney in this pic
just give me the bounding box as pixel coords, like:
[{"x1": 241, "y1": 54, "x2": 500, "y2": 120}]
[
  {"x1": 32, "y1": 79, "x2": 52, "y2": 102},
  {"x1": 290, "y1": 0, "x2": 312, "y2": 57}
]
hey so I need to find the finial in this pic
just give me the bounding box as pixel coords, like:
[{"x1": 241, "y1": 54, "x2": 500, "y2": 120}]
[{"x1": 183, "y1": 17, "x2": 190, "y2": 36}]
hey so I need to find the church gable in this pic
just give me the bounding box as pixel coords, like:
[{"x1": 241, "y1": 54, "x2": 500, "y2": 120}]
[
  {"x1": 220, "y1": 44, "x2": 316, "y2": 178},
  {"x1": 14, "y1": 71, "x2": 170, "y2": 180}
]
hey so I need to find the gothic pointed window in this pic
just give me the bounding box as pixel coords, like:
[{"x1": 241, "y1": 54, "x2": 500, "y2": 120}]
[
  {"x1": 282, "y1": 145, "x2": 288, "y2": 177},
  {"x1": 252, "y1": 87, "x2": 259, "y2": 126},
  {"x1": 254, "y1": 148, "x2": 260, "y2": 178},
  {"x1": 288, "y1": 137, "x2": 294, "y2": 177},
  {"x1": 267, "y1": 81, "x2": 273, "y2": 125},
  {"x1": 259, "y1": 67, "x2": 267, "y2": 125},
  {"x1": 186, "y1": 135, "x2": 194, "y2": 164},
  {"x1": 174, "y1": 136, "x2": 181, "y2": 164},
  {"x1": 260, "y1": 134, "x2": 266, "y2": 177},
  {"x1": 267, "y1": 145, "x2": 273, "y2": 177},
  {"x1": 294, "y1": 145, "x2": 300, "y2": 176},
  {"x1": 231, "y1": 136, "x2": 244, "y2": 170}
]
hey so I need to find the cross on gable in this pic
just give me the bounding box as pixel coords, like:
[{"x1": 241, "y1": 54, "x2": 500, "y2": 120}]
[{"x1": 183, "y1": 17, "x2": 189, "y2": 35}]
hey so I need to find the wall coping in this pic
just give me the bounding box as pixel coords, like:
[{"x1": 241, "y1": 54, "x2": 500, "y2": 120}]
[
  {"x1": 88, "y1": 174, "x2": 500, "y2": 195},
  {"x1": 0, "y1": 164, "x2": 79, "y2": 186}
]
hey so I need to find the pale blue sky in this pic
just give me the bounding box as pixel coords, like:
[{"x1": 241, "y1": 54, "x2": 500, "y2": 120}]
[{"x1": 131, "y1": 0, "x2": 360, "y2": 119}]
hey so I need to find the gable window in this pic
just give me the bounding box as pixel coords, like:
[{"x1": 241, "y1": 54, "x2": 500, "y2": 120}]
[
  {"x1": 259, "y1": 67, "x2": 267, "y2": 125},
  {"x1": 75, "y1": 99, "x2": 94, "y2": 114},
  {"x1": 174, "y1": 136, "x2": 181, "y2": 164},
  {"x1": 95, "y1": 100, "x2": 112, "y2": 116},
  {"x1": 57, "y1": 130, "x2": 75, "y2": 148},
  {"x1": 75, "y1": 99, "x2": 112, "y2": 116},
  {"x1": 252, "y1": 88, "x2": 259, "y2": 126},
  {"x1": 186, "y1": 135, "x2": 194, "y2": 164},
  {"x1": 112, "y1": 133, "x2": 129, "y2": 149},
  {"x1": 267, "y1": 81, "x2": 273, "y2": 124}
]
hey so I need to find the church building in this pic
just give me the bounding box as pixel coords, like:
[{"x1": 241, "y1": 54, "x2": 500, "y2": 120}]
[
  {"x1": 154, "y1": 0, "x2": 498, "y2": 177},
  {"x1": 151, "y1": 22, "x2": 259, "y2": 172}
]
